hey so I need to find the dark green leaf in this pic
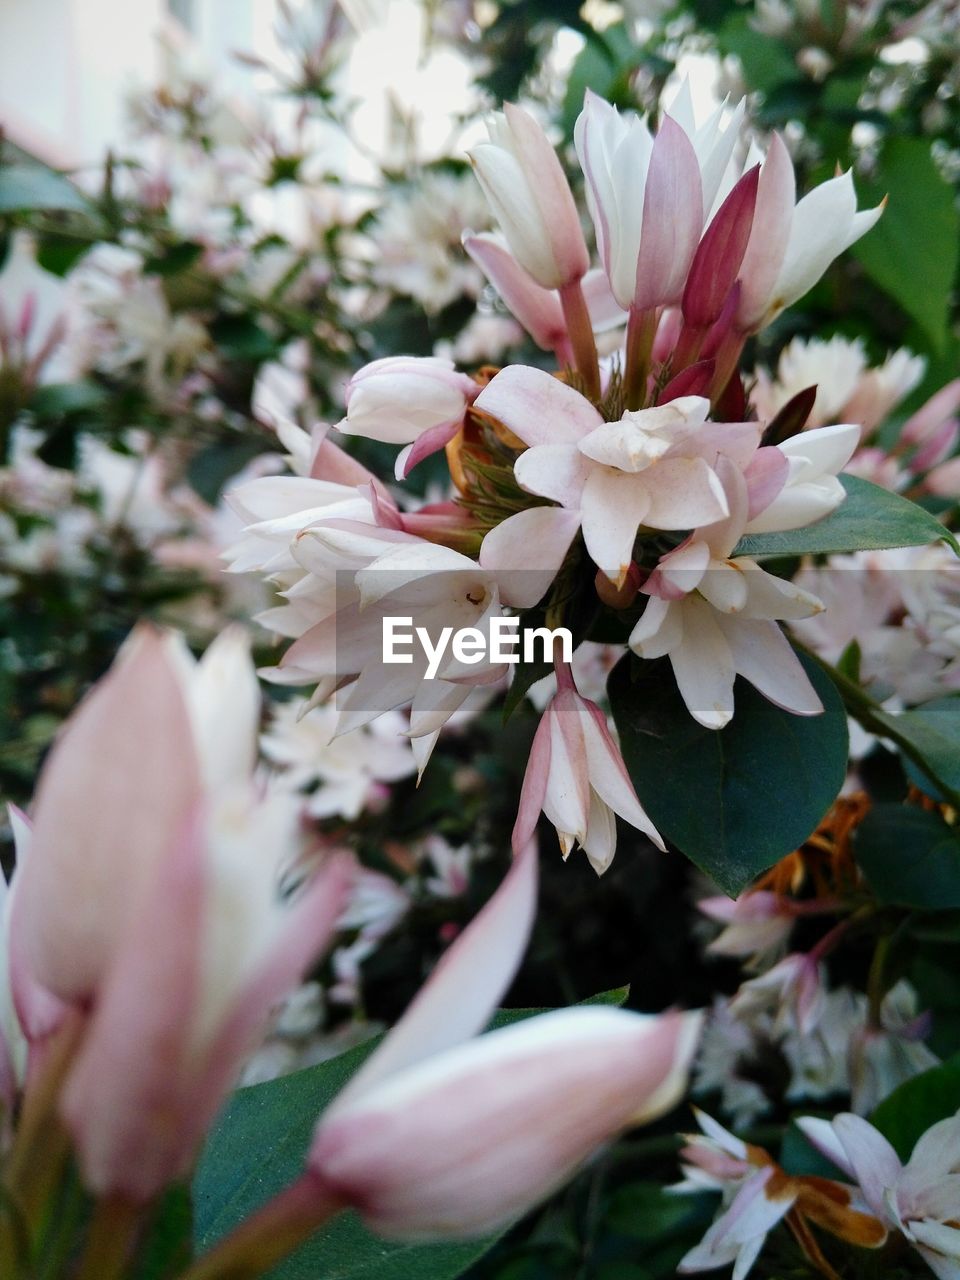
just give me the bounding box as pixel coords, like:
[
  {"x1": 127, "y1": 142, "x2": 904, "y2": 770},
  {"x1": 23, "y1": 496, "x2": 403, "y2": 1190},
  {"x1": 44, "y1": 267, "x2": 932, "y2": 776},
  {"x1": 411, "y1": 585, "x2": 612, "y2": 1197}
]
[
  {"x1": 715, "y1": 13, "x2": 798, "y2": 94},
  {"x1": 779, "y1": 1122, "x2": 844, "y2": 1179},
  {"x1": 193, "y1": 1037, "x2": 492, "y2": 1279},
  {"x1": 0, "y1": 164, "x2": 91, "y2": 213},
  {"x1": 853, "y1": 805, "x2": 960, "y2": 910},
  {"x1": 870, "y1": 1054, "x2": 960, "y2": 1161},
  {"x1": 735, "y1": 475, "x2": 959, "y2": 559},
  {"x1": 560, "y1": 24, "x2": 644, "y2": 136},
  {"x1": 29, "y1": 381, "x2": 108, "y2": 421},
  {"x1": 144, "y1": 241, "x2": 204, "y2": 277},
  {"x1": 137, "y1": 1184, "x2": 194, "y2": 1280},
  {"x1": 610, "y1": 651, "x2": 848, "y2": 896},
  {"x1": 604, "y1": 1182, "x2": 709, "y2": 1242},
  {"x1": 210, "y1": 315, "x2": 279, "y2": 363},
  {"x1": 35, "y1": 236, "x2": 91, "y2": 276},
  {"x1": 852, "y1": 138, "x2": 960, "y2": 351},
  {"x1": 187, "y1": 440, "x2": 267, "y2": 505},
  {"x1": 880, "y1": 698, "x2": 960, "y2": 802}
]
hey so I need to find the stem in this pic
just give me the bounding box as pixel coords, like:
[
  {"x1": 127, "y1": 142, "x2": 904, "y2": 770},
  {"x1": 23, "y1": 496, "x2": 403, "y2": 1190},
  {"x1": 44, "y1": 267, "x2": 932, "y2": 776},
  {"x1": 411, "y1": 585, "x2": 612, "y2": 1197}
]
[
  {"x1": 175, "y1": 1177, "x2": 343, "y2": 1280},
  {"x1": 866, "y1": 933, "x2": 892, "y2": 1029},
  {"x1": 558, "y1": 280, "x2": 600, "y2": 401},
  {"x1": 3, "y1": 1012, "x2": 85, "y2": 1237},
  {"x1": 670, "y1": 323, "x2": 704, "y2": 376},
  {"x1": 75, "y1": 1197, "x2": 142, "y2": 1280},
  {"x1": 623, "y1": 306, "x2": 658, "y2": 411},
  {"x1": 707, "y1": 330, "x2": 746, "y2": 406}
]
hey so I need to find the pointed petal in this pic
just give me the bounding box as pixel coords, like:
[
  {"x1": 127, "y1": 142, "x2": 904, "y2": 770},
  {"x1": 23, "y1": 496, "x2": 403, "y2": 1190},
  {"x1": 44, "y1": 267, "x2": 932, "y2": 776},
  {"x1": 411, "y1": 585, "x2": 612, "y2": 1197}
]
[
  {"x1": 463, "y1": 232, "x2": 565, "y2": 350},
  {"x1": 331, "y1": 838, "x2": 539, "y2": 1108},
  {"x1": 670, "y1": 597, "x2": 736, "y2": 729},
  {"x1": 474, "y1": 365, "x2": 603, "y2": 447},
  {"x1": 310, "y1": 1006, "x2": 700, "y2": 1240},
  {"x1": 737, "y1": 133, "x2": 795, "y2": 331},
  {"x1": 578, "y1": 699, "x2": 665, "y2": 851},
  {"x1": 480, "y1": 507, "x2": 581, "y2": 607},
  {"x1": 15, "y1": 628, "x2": 202, "y2": 1001},
  {"x1": 512, "y1": 711, "x2": 553, "y2": 853},
  {"x1": 720, "y1": 617, "x2": 823, "y2": 716},
  {"x1": 832, "y1": 1114, "x2": 902, "y2": 1218},
  {"x1": 580, "y1": 467, "x2": 651, "y2": 583},
  {"x1": 635, "y1": 117, "x2": 703, "y2": 310},
  {"x1": 629, "y1": 596, "x2": 683, "y2": 659}
]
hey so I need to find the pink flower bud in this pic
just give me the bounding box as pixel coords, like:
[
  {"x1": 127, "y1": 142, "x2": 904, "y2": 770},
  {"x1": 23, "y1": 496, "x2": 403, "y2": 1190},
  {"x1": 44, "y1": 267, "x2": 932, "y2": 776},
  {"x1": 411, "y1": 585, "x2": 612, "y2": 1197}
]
[
  {"x1": 462, "y1": 232, "x2": 566, "y2": 351},
  {"x1": 901, "y1": 378, "x2": 960, "y2": 446},
  {"x1": 911, "y1": 418, "x2": 959, "y2": 473},
  {"x1": 469, "y1": 104, "x2": 589, "y2": 290},
  {"x1": 633, "y1": 116, "x2": 703, "y2": 312},
  {"x1": 307, "y1": 1006, "x2": 701, "y2": 1240},
  {"x1": 682, "y1": 166, "x2": 760, "y2": 331},
  {"x1": 924, "y1": 455, "x2": 960, "y2": 498},
  {"x1": 340, "y1": 357, "x2": 477, "y2": 447}
]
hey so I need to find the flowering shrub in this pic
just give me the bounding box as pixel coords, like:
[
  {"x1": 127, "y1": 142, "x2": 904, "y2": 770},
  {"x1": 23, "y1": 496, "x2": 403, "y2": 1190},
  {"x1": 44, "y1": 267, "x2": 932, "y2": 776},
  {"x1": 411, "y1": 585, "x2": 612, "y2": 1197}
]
[{"x1": 1, "y1": 1, "x2": 960, "y2": 1278}]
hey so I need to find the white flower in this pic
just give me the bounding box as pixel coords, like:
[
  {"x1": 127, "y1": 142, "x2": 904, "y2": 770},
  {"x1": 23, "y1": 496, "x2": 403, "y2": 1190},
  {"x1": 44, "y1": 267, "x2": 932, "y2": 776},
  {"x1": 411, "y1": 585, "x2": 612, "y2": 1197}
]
[
  {"x1": 744, "y1": 423, "x2": 860, "y2": 534},
  {"x1": 468, "y1": 103, "x2": 589, "y2": 290},
  {"x1": 261, "y1": 699, "x2": 416, "y2": 821},
  {"x1": 630, "y1": 459, "x2": 824, "y2": 729},
  {"x1": 798, "y1": 1111, "x2": 960, "y2": 1280}
]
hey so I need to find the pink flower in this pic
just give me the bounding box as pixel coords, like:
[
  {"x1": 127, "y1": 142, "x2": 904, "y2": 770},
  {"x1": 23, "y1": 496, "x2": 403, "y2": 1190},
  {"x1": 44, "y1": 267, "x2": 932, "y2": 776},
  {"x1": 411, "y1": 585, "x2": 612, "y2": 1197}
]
[
  {"x1": 699, "y1": 891, "x2": 799, "y2": 971},
  {"x1": 736, "y1": 135, "x2": 884, "y2": 333},
  {"x1": 338, "y1": 356, "x2": 479, "y2": 477},
  {"x1": 11, "y1": 626, "x2": 352, "y2": 1201},
  {"x1": 630, "y1": 459, "x2": 824, "y2": 729},
  {"x1": 512, "y1": 665, "x2": 663, "y2": 873},
  {"x1": 798, "y1": 1111, "x2": 960, "y2": 1279},
  {"x1": 304, "y1": 841, "x2": 701, "y2": 1238},
  {"x1": 468, "y1": 104, "x2": 589, "y2": 290},
  {"x1": 474, "y1": 365, "x2": 762, "y2": 588}
]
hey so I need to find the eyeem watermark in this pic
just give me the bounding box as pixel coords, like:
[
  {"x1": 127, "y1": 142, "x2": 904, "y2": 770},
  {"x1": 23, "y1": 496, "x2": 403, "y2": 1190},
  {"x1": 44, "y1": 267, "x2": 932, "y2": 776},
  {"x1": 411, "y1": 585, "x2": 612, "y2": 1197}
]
[{"x1": 383, "y1": 616, "x2": 573, "y2": 679}]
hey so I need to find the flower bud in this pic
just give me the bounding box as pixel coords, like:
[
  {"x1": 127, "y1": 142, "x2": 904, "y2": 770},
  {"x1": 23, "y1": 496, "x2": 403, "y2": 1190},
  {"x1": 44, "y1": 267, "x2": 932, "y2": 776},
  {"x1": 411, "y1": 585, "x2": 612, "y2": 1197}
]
[
  {"x1": 340, "y1": 356, "x2": 477, "y2": 446},
  {"x1": 469, "y1": 104, "x2": 589, "y2": 290},
  {"x1": 307, "y1": 1007, "x2": 701, "y2": 1240}
]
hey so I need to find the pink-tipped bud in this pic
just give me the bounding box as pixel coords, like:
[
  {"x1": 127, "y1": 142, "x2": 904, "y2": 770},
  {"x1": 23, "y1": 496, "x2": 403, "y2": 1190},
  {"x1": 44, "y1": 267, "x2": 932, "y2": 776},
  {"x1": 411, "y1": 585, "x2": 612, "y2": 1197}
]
[
  {"x1": 469, "y1": 104, "x2": 589, "y2": 290},
  {"x1": 682, "y1": 166, "x2": 760, "y2": 331},
  {"x1": 340, "y1": 357, "x2": 477, "y2": 447},
  {"x1": 463, "y1": 232, "x2": 566, "y2": 351},
  {"x1": 911, "y1": 418, "x2": 959, "y2": 473},
  {"x1": 901, "y1": 378, "x2": 960, "y2": 447},
  {"x1": 924, "y1": 455, "x2": 960, "y2": 498},
  {"x1": 307, "y1": 1007, "x2": 702, "y2": 1240}
]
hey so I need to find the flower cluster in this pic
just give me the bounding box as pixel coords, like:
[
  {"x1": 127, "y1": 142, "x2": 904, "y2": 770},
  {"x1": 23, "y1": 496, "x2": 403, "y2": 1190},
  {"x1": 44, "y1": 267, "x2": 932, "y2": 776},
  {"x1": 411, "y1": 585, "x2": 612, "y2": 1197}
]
[
  {"x1": 229, "y1": 86, "x2": 884, "y2": 871},
  {"x1": 0, "y1": 628, "x2": 699, "y2": 1274}
]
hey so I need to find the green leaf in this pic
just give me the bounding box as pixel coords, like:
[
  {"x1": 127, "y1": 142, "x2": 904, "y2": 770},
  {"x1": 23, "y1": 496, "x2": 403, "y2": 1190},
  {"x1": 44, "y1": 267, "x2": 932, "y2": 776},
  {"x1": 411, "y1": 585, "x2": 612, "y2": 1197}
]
[
  {"x1": 610, "y1": 651, "x2": 848, "y2": 896},
  {"x1": 35, "y1": 236, "x2": 91, "y2": 277},
  {"x1": 137, "y1": 1184, "x2": 194, "y2": 1280},
  {"x1": 560, "y1": 24, "x2": 644, "y2": 135},
  {"x1": 870, "y1": 1054, "x2": 960, "y2": 1161},
  {"x1": 851, "y1": 138, "x2": 960, "y2": 352},
  {"x1": 0, "y1": 164, "x2": 91, "y2": 214},
  {"x1": 193, "y1": 1037, "x2": 491, "y2": 1280},
  {"x1": 29, "y1": 381, "x2": 108, "y2": 421},
  {"x1": 735, "y1": 475, "x2": 959, "y2": 559},
  {"x1": 779, "y1": 1122, "x2": 844, "y2": 1179},
  {"x1": 881, "y1": 697, "x2": 960, "y2": 801},
  {"x1": 604, "y1": 1182, "x2": 709, "y2": 1242},
  {"x1": 853, "y1": 805, "x2": 960, "y2": 910},
  {"x1": 187, "y1": 440, "x2": 267, "y2": 505},
  {"x1": 715, "y1": 12, "x2": 798, "y2": 94}
]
